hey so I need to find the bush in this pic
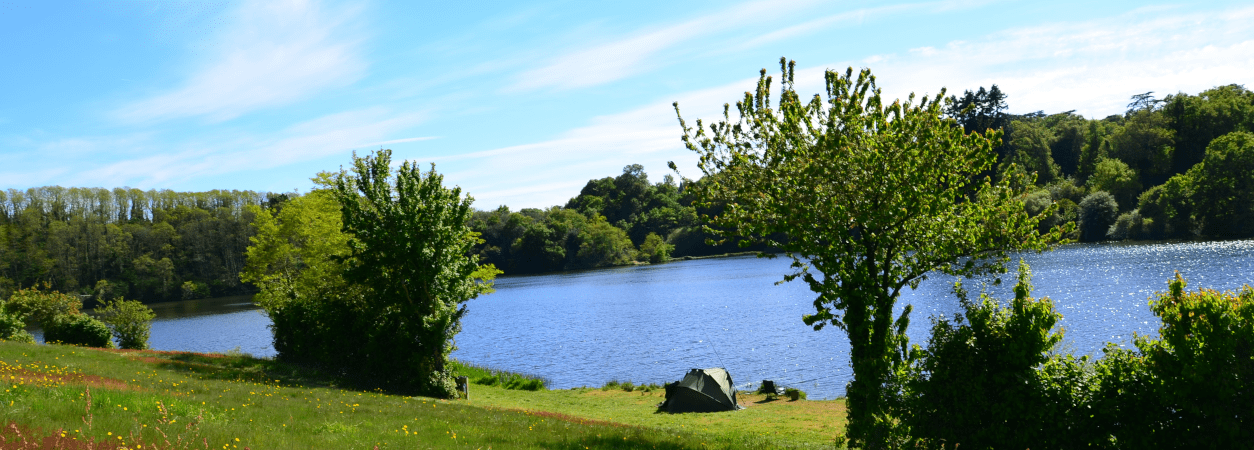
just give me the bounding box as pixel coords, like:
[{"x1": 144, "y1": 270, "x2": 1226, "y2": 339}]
[
  {"x1": 181, "y1": 281, "x2": 211, "y2": 300},
  {"x1": 1137, "y1": 175, "x2": 1194, "y2": 238},
  {"x1": 0, "y1": 301, "x2": 35, "y2": 343},
  {"x1": 1078, "y1": 191, "x2": 1119, "y2": 242},
  {"x1": 637, "y1": 232, "x2": 674, "y2": 264},
  {"x1": 902, "y1": 261, "x2": 1102, "y2": 448},
  {"x1": 95, "y1": 298, "x2": 156, "y2": 349},
  {"x1": 1096, "y1": 274, "x2": 1254, "y2": 447},
  {"x1": 44, "y1": 314, "x2": 112, "y2": 348},
  {"x1": 5, "y1": 286, "x2": 83, "y2": 328}
]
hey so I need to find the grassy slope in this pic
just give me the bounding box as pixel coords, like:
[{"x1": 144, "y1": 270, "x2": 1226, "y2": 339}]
[{"x1": 0, "y1": 341, "x2": 844, "y2": 449}]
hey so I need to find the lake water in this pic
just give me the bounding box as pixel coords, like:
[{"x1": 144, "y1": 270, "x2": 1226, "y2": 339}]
[{"x1": 32, "y1": 239, "x2": 1254, "y2": 399}]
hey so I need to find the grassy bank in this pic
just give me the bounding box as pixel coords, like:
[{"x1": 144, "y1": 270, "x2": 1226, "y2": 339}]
[{"x1": 0, "y1": 341, "x2": 845, "y2": 449}]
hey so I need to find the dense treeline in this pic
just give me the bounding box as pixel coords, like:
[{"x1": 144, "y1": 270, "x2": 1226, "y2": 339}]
[
  {"x1": 958, "y1": 84, "x2": 1254, "y2": 241},
  {"x1": 0, "y1": 187, "x2": 273, "y2": 302},
  {"x1": 470, "y1": 164, "x2": 764, "y2": 275}
]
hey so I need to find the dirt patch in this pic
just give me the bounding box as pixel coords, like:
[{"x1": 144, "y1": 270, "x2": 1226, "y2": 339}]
[{"x1": 0, "y1": 422, "x2": 95, "y2": 450}]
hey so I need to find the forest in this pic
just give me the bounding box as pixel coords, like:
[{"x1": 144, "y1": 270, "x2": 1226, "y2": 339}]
[{"x1": 0, "y1": 83, "x2": 1251, "y2": 301}]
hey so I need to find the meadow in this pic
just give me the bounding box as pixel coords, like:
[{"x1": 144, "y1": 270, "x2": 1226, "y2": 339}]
[{"x1": 0, "y1": 341, "x2": 845, "y2": 449}]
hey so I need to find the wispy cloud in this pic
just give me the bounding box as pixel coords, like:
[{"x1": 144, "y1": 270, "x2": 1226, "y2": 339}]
[
  {"x1": 112, "y1": 0, "x2": 365, "y2": 123},
  {"x1": 860, "y1": 5, "x2": 1254, "y2": 117},
  {"x1": 740, "y1": 0, "x2": 997, "y2": 49},
  {"x1": 510, "y1": 0, "x2": 815, "y2": 92},
  {"x1": 73, "y1": 107, "x2": 428, "y2": 188}
]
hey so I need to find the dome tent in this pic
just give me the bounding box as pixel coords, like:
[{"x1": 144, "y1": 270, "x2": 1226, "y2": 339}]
[{"x1": 660, "y1": 368, "x2": 744, "y2": 413}]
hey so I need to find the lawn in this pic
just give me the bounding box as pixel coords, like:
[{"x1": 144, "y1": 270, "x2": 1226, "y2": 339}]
[{"x1": 0, "y1": 341, "x2": 845, "y2": 449}]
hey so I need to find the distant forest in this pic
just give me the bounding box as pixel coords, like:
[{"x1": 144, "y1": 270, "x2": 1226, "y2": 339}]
[{"x1": 2, "y1": 83, "x2": 1251, "y2": 301}]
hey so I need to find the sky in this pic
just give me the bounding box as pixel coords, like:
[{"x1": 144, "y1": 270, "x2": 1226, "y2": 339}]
[{"x1": 1, "y1": 0, "x2": 1251, "y2": 209}]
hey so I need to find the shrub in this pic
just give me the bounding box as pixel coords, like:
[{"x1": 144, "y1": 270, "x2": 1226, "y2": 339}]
[
  {"x1": 0, "y1": 301, "x2": 35, "y2": 343},
  {"x1": 44, "y1": 314, "x2": 112, "y2": 348},
  {"x1": 637, "y1": 232, "x2": 674, "y2": 264},
  {"x1": 5, "y1": 286, "x2": 82, "y2": 328},
  {"x1": 1098, "y1": 274, "x2": 1254, "y2": 447},
  {"x1": 1078, "y1": 191, "x2": 1118, "y2": 241},
  {"x1": 181, "y1": 281, "x2": 211, "y2": 300},
  {"x1": 95, "y1": 298, "x2": 156, "y2": 349},
  {"x1": 902, "y1": 261, "x2": 1101, "y2": 448}
]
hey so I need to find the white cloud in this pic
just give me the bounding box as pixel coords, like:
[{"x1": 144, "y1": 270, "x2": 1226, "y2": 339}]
[
  {"x1": 113, "y1": 0, "x2": 365, "y2": 123},
  {"x1": 510, "y1": 0, "x2": 815, "y2": 91},
  {"x1": 74, "y1": 108, "x2": 428, "y2": 188},
  {"x1": 859, "y1": 6, "x2": 1254, "y2": 117}
]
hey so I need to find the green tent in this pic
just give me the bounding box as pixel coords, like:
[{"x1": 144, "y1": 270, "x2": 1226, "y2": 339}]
[{"x1": 661, "y1": 368, "x2": 744, "y2": 413}]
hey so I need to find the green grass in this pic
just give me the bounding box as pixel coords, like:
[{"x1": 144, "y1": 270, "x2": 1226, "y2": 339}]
[{"x1": 0, "y1": 341, "x2": 845, "y2": 449}]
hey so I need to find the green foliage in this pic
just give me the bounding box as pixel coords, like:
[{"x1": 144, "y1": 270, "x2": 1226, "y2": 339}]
[
  {"x1": 1087, "y1": 158, "x2": 1142, "y2": 210},
  {"x1": 180, "y1": 280, "x2": 211, "y2": 300},
  {"x1": 1001, "y1": 119, "x2": 1061, "y2": 184},
  {"x1": 1108, "y1": 109, "x2": 1174, "y2": 186},
  {"x1": 1189, "y1": 131, "x2": 1254, "y2": 237},
  {"x1": 0, "y1": 187, "x2": 265, "y2": 302},
  {"x1": 245, "y1": 151, "x2": 501, "y2": 398},
  {"x1": 574, "y1": 214, "x2": 636, "y2": 268},
  {"x1": 340, "y1": 149, "x2": 500, "y2": 396},
  {"x1": 1078, "y1": 191, "x2": 1119, "y2": 242},
  {"x1": 674, "y1": 59, "x2": 1057, "y2": 448},
  {"x1": 95, "y1": 297, "x2": 156, "y2": 349},
  {"x1": 1164, "y1": 84, "x2": 1254, "y2": 175},
  {"x1": 1136, "y1": 173, "x2": 1194, "y2": 239},
  {"x1": 0, "y1": 300, "x2": 34, "y2": 343},
  {"x1": 902, "y1": 262, "x2": 1102, "y2": 448},
  {"x1": 4, "y1": 286, "x2": 82, "y2": 328},
  {"x1": 44, "y1": 313, "x2": 112, "y2": 348},
  {"x1": 1092, "y1": 274, "x2": 1254, "y2": 448},
  {"x1": 637, "y1": 232, "x2": 673, "y2": 263}
]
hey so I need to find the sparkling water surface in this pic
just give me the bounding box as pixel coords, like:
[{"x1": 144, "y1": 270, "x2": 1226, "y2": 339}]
[{"x1": 33, "y1": 239, "x2": 1253, "y2": 399}]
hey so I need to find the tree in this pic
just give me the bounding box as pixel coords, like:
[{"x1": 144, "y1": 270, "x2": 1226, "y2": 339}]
[
  {"x1": 1078, "y1": 191, "x2": 1119, "y2": 242},
  {"x1": 1087, "y1": 157, "x2": 1142, "y2": 210},
  {"x1": 1190, "y1": 131, "x2": 1254, "y2": 237},
  {"x1": 95, "y1": 298, "x2": 156, "y2": 350},
  {"x1": 333, "y1": 149, "x2": 500, "y2": 396},
  {"x1": 673, "y1": 59, "x2": 1057, "y2": 447}
]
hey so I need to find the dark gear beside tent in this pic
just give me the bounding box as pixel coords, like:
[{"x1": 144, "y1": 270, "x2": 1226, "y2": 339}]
[{"x1": 660, "y1": 368, "x2": 744, "y2": 413}]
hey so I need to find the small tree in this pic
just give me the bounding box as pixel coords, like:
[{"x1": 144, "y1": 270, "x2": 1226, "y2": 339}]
[
  {"x1": 673, "y1": 59, "x2": 1059, "y2": 447},
  {"x1": 1078, "y1": 191, "x2": 1119, "y2": 242},
  {"x1": 334, "y1": 149, "x2": 500, "y2": 397},
  {"x1": 96, "y1": 298, "x2": 156, "y2": 350}
]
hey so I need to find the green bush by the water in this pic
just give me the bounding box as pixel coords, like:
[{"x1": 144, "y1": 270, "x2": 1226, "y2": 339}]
[
  {"x1": 45, "y1": 314, "x2": 112, "y2": 348},
  {"x1": 95, "y1": 298, "x2": 156, "y2": 350},
  {"x1": 897, "y1": 264, "x2": 1254, "y2": 448}
]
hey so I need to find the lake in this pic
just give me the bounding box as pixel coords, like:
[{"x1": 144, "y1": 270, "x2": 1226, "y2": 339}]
[{"x1": 32, "y1": 239, "x2": 1254, "y2": 399}]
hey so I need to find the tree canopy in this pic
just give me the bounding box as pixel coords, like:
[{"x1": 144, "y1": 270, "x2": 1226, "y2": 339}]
[{"x1": 673, "y1": 59, "x2": 1059, "y2": 447}]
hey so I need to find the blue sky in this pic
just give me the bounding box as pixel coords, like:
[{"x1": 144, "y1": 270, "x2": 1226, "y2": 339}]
[{"x1": 1, "y1": 0, "x2": 1251, "y2": 209}]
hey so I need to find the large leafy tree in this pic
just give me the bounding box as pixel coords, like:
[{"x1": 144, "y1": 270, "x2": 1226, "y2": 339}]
[
  {"x1": 673, "y1": 59, "x2": 1057, "y2": 447},
  {"x1": 333, "y1": 149, "x2": 500, "y2": 396}
]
